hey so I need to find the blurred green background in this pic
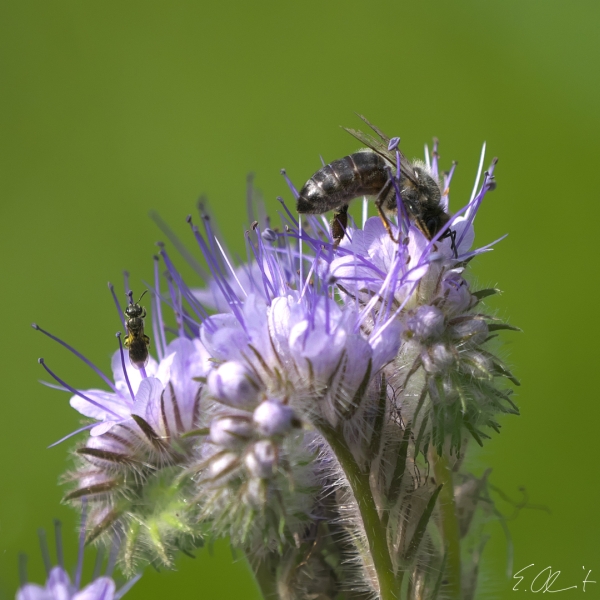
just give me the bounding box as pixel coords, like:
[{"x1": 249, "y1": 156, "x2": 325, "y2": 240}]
[{"x1": 2, "y1": 1, "x2": 599, "y2": 598}]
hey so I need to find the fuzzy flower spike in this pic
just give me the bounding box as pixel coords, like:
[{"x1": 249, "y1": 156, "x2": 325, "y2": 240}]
[{"x1": 38, "y1": 123, "x2": 518, "y2": 600}]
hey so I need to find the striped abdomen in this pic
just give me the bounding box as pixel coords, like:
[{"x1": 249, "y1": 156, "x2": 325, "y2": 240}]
[{"x1": 296, "y1": 151, "x2": 390, "y2": 214}]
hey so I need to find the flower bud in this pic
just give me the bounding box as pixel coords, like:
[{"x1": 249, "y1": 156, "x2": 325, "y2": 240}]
[
  {"x1": 439, "y1": 273, "x2": 476, "y2": 315},
  {"x1": 209, "y1": 416, "x2": 254, "y2": 449},
  {"x1": 208, "y1": 361, "x2": 260, "y2": 408},
  {"x1": 209, "y1": 451, "x2": 240, "y2": 480},
  {"x1": 449, "y1": 318, "x2": 489, "y2": 345},
  {"x1": 407, "y1": 305, "x2": 445, "y2": 341},
  {"x1": 245, "y1": 440, "x2": 277, "y2": 479},
  {"x1": 421, "y1": 343, "x2": 455, "y2": 374},
  {"x1": 253, "y1": 399, "x2": 295, "y2": 437}
]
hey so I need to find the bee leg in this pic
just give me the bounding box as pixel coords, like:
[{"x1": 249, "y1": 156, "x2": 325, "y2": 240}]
[
  {"x1": 441, "y1": 227, "x2": 458, "y2": 258},
  {"x1": 449, "y1": 228, "x2": 458, "y2": 258},
  {"x1": 374, "y1": 180, "x2": 399, "y2": 243},
  {"x1": 331, "y1": 204, "x2": 349, "y2": 247}
]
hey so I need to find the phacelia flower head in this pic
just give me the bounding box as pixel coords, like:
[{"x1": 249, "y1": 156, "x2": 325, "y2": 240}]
[
  {"x1": 36, "y1": 124, "x2": 519, "y2": 600},
  {"x1": 17, "y1": 507, "x2": 139, "y2": 600}
]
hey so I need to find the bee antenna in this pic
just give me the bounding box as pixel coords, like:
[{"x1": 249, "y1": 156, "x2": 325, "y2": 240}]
[
  {"x1": 127, "y1": 290, "x2": 134, "y2": 304},
  {"x1": 137, "y1": 290, "x2": 148, "y2": 304}
]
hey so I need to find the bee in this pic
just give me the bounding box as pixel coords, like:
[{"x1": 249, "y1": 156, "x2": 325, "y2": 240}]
[
  {"x1": 124, "y1": 290, "x2": 150, "y2": 369},
  {"x1": 296, "y1": 115, "x2": 453, "y2": 248}
]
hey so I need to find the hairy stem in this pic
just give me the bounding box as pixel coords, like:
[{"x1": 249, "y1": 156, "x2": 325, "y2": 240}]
[
  {"x1": 250, "y1": 554, "x2": 279, "y2": 599},
  {"x1": 319, "y1": 423, "x2": 401, "y2": 600},
  {"x1": 430, "y1": 448, "x2": 461, "y2": 599}
]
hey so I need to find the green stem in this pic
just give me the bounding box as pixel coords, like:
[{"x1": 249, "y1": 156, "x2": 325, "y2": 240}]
[
  {"x1": 250, "y1": 554, "x2": 279, "y2": 599},
  {"x1": 319, "y1": 423, "x2": 401, "y2": 600},
  {"x1": 430, "y1": 448, "x2": 461, "y2": 599}
]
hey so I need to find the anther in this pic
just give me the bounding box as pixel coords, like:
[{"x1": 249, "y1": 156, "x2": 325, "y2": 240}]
[
  {"x1": 388, "y1": 137, "x2": 400, "y2": 151},
  {"x1": 262, "y1": 228, "x2": 277, "y2": 242}
]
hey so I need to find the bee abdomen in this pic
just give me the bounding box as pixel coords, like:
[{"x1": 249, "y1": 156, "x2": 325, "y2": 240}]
[{"x1": 297, "y1": 151, "x2": 389, "y2": 214}]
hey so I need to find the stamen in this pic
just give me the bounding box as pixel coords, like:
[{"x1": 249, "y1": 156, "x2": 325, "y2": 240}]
[
  {"x1": 163, "y1": 270, "x2": 184, "y2": 338},
  {"x1": 74, "y1": 499, "x2": 87, "y2": 589},
  {"x1": 441, "y1": 161, "x2": 457, "y2": 212},
  {"x1": 159, "y1": 241, "x2": 210, "y2": 323},
  {"x1": 246, "y1": 172, "x2": 256, "y2": 225},
  {"x1": 245, "y1": 231, "x2": 275, "y2": 302},
  {"x1": 469, "y1": 141, "x2": 487, "y2": 202},
  {"x1": 253, "y1": 222, "x2": 286, "y2": 297},
  {"x1": 388, "y1": 137, "x2": 400, "y2": 151},
  {"x1": 458, "y1": 233, "x2": 508, "y2": 261},
  {"x1": 31, "y1": 324, "x2": 116, "y2": 392},
  {"x1": 150, "y1": 211, "x2": 207, "y2": 278},
  {"x1": 92, "y1": 546, "x2": 105, "y2": 579},
  {"x1": 424, "y1": 143, "x2": 431, "y2": 170},
  {"x1": 47, "y1": 422, "x2": 96, "y2": 448},
  {"x1": 152, "y1": 256, "x2": 168, "y2": 359},
  {"x1": 186, "y1": 223, "x2": 243, "y2": 321},
  {"x1": 37, "y1": 528, "x2": 51, "y2": 575},
  {"x1": 115, "y1": 574, "x2": 143, "y2": 600},
  {"x1": 298, "y1": 215, "x2": 305, "y2": 290},
  {"x1": 356, "y1": 250, "x2": 404, "y2": 330},
  {"x1": 389, "y1": 165, "x2": 410, "y2": 235},
  {"x1": 123, "y1": 271, "x2": 131, "y2": 298},
  {"x1": 116, "y1": 333, "x2": 135, "y2": 400},
  {"x1": 300, "y1": 249, "x2": 321, "y2": 301},
  {"x1": 108, "y1": 282, "x2": 127, "y2": 330},
  {"x1": 38, "y1": 358, "x2": 120, "y2": 418},
  {"x1": 200, "y1": 213, "x2": 228, "y2": 282},
  {"x1": 105, "y1": 532, "x2": 119, "y2": 577},
  {"x1": 455, "y1": 159, "x2": 499, "y2": 250},
  {"x1": 159, "y1": 267, "x2": 208, "y2": 334},
  {"x1": 18, "y1": 554, "x2": 27, "y2": 586},
  {"x1": 54, "y1": 519, "x2": 64, "y2": 568},
  {"x1": 431, "y1": 137, "x2": 439, "y2": 180},
  {"x1": 276, "y1": 196, "x2": 299, "y2": 228},
  {"x1": 280, "y1": 168, "x2": 300, "y2": 199},
  {"x1": 214, "y1": 236, "x2": 248, "y2": 298},
  {"x1": 149, "y1": 289, "x2": 164, "y2": 363},
  {"x1": 362, "y1": 196, "x2": 368, "y2": 228}
]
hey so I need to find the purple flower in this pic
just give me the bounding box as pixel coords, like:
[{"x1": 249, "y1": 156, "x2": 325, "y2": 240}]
[
  {"x1": 17, "y1": 512, "x2": 139, "y2": 600},
  {"x1": 69, "y1": 338, "x2": 209, "y2": 437}
]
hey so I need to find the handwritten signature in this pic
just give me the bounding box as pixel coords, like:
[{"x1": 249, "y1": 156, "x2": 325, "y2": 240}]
[{"x1": 513, "y1": 565, "x2": 596, "y2": 593}]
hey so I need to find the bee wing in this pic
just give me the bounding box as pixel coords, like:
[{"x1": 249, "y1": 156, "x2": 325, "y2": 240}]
[
  {"x1": 355, "y1": 114, "x2": 391, "y2": 143},
  {"x1": 343, "y1": 116, "x2": 420, "y2": 185}
]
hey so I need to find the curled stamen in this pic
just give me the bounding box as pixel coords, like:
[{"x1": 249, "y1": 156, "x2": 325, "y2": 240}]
[
  {"x1": 38, "y1": 358, "x2": 121, "y2": 419},
  {"x1": 32, "y1": 323, "x2": 116, "y2": 391}
]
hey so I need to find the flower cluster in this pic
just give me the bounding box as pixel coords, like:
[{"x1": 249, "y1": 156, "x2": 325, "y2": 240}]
[{"x1": 33, "y1": 136, "x2": 518, "y2": 600}]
